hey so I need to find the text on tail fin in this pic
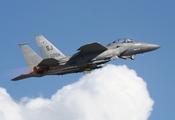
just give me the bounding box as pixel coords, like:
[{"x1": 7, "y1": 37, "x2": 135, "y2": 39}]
[{"x1": 34, "y1": 34, "x2": 66, "y2": 60}]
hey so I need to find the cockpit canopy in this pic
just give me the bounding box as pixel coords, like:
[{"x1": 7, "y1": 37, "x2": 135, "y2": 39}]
[
  {"x1": 107, "y1": 38, "x2": 137, "y2": 48},
  {"x1": 113, "y1": 38, "x2": 136, "y2": 43}
]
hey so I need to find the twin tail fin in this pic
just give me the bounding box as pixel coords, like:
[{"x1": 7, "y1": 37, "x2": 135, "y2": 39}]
[{"x1": 34, "y1": 34, "x2": 66, "y2": 60}]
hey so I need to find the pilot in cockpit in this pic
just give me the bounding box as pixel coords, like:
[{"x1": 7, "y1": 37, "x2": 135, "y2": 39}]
[{"x1": 124, "y1": 39, "x2": 133, "y2": 43}]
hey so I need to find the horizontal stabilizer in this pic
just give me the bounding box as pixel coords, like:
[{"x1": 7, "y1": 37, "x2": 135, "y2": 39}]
[
  {"x1": 37, "y1": 58, "x2": 59, "y2": 66},
  {"x1": 78, "y1": 43, "x2": 107, "y2": 54},
  {"x1": 11, "y1": 73, "x2": 39, "y2": 81}
]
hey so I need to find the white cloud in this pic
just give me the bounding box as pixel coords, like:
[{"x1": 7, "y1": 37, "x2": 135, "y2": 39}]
[{"x1": 0, "y1": 64, "x2": 154, "y2": 120}]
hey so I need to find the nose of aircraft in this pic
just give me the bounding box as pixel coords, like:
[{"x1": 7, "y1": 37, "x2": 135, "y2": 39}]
[
  {"x1": 148, "y1": 44, "x2": 161, "y2": 51},
  {"x1": 141, "y1": 43, "x2": 161, "y2": 53}
]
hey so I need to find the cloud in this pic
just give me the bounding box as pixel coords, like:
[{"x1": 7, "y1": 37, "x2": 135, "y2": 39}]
[{"x1": 0, "y1": 64, "x2": 154, "y2": 120}]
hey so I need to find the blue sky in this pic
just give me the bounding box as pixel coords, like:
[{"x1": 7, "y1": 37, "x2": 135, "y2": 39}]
[{"x1": 0, "y1": 0, "x2": 175, "y2": 120}]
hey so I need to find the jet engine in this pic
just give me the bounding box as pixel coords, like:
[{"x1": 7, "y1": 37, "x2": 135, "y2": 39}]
[{"x1": 33, "y1": 66, "x2": 45, "y2": 74}]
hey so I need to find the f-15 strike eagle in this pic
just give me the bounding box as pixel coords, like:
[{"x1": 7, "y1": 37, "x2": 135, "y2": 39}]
[{"x1": 12, "y1": 34, "x2": 160, "y2": 81}]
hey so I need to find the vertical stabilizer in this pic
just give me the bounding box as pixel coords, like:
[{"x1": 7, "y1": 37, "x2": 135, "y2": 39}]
[
  {"x1": 19, "y1": 43, "x2": 42, "y2": 72},
  {"x1": 34, "y1": 34, "x2": 66, "y2": 60}
]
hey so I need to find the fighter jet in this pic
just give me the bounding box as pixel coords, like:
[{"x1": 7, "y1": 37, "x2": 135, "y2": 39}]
[{"x1": 12, "y1": 34, "x2": 160, "y2": 81}]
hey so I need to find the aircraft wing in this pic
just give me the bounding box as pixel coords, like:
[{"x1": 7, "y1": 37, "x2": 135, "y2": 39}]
[{"x1": 78, "y1": 43, "x2": 107, "y2": 54}]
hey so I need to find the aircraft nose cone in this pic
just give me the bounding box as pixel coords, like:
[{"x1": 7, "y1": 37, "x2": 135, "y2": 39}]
[
  {"x1": 141, "y1": 43, "x2": 161, "y2": 53},
  {"x1": 149, "y1": 44, "x2": 161, "y2": 50}
]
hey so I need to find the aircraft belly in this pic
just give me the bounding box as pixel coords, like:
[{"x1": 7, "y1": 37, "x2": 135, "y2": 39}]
[{"x1": 45, "y1": 65, "x2": 86, "y2": 75}]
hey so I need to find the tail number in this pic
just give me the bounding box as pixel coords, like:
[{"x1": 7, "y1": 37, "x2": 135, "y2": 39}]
[
  {"x1": 46, "y1": 46, "x2": 53, "y2": 51},
  {"x1": 50, "y1": 53, "x2": 60, "y2": 58}
]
